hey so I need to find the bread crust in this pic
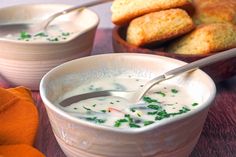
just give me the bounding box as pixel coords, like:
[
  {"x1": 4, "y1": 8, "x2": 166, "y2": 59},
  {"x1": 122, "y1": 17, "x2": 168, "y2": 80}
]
[
  {"x1": 193, "y1": 0, "x2": 236, "y2": 24},
  {"x1": 111, "y1": 0, "x2": 193, "y2": 25},
  {"x1": 166, "y1": 23, "x2": 236, "y2": 54},
  {"x1": 126, "y1": 9, "x2": 195, "y2": 47}
]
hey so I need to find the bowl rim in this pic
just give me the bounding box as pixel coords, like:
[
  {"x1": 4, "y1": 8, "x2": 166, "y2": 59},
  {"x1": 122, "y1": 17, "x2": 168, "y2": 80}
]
[
  {"x1": 40, "y1": 53, "x2": 216, "y2": 134},
  {"x1": 112, "y1": 26, "x2": 214, "y2": 58},
  {"x1": 0, "y1": 3, "x2": 99, "y2": 45}
]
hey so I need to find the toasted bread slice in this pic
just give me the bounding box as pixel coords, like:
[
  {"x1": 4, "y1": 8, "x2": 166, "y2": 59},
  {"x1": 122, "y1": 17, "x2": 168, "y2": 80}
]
[
  {"x1": 111, "y1": 0, "x2": 193, "y2": 25},
  {"x1": 126, "y1": 9, "x2": 195, "y2": 47},
  {"x1": 166, "y1": 23, "x2": 236, "y2": 54}
]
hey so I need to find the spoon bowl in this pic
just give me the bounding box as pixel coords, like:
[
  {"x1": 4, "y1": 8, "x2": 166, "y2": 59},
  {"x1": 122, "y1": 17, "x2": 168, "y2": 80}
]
[{"x1": 59, "y1": 48, "x2": 236, "y2": 106}]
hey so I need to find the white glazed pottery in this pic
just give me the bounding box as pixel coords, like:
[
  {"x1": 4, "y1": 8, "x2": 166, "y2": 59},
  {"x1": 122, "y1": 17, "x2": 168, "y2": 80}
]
[
  {"x1": 0, "y1": 4, "x2": 99, "y2": 90},
  {"x1": 40, "y1": 53, "x2": 216, "y2": 157}
]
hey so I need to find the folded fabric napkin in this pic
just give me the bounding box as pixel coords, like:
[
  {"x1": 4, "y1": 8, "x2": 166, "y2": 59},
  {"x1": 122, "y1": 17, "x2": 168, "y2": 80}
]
[{"x1": 0, "y1": 86, "x2": 45, "y2": 157}]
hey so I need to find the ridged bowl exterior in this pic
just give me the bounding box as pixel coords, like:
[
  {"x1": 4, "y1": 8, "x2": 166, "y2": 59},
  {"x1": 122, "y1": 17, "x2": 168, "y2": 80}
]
[
  {"x1": 47, "y1": 106, "x2": 208, "y2": 157},
  {"x1": 40, "y1": 53, "x2": 216, "y2": 157},
  {"x1": 0, "y1": 29, "x2": 96, "y2": 90},
  {"x1": 0, "y1": 5, "x2": 99, "y2": 90}
]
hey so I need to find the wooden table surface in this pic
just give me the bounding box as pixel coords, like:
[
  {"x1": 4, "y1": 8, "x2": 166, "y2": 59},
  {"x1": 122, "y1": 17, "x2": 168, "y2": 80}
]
[{"x1": 1, "y1": 29, "x2": 236, "y2": 157}]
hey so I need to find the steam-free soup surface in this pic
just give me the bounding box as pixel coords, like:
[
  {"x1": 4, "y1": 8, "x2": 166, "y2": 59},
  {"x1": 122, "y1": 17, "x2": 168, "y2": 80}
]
[
  {"x1": 4, "y1": 24, "x2": 75, "y2": 42},
  {"x1": 59, "y1": 75, "x2": 199, "y2": 129}
]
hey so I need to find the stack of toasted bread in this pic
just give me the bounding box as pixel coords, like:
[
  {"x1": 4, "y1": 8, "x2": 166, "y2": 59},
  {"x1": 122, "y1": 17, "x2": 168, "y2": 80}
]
[{"x1": 111, "y1": 0, "x2": 236, "y2": 55}]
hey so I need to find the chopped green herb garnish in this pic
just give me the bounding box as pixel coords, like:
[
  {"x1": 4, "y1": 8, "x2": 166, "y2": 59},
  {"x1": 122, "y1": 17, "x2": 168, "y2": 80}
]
[
  {"x1": 92, "y1": 104, "x2": 96, "y2": 107},
  {"x1": 34, "y1": 32, "x2": 48, "y2": 37},
  {"x1": 129, "y1": 123, "x2": 141, "y2": 128},
  {"x1": 144, "y1": 121, "x2": 154, "y2": 126},
  {"x1": 86, "y1": 117, "x2": 106, "y2": 124},
  {"x1": 19, "y1": 31, "x2": 31, "y2": 40},
  {"x1": 117, "y1": 115, "x2": 139, "y2": 128},
  {"x1": 154, "y1": 106, "x2": 191, "y2": 120},
  {"x1": 147, "y1": 111, "x2": 158, "y2": 115},
  {"x1": 114, "y1": 119, "x2": 128, "y2": 127},
  {"x1": 62, "y1": 32, "x2": 70, "y2": 36},
  {"x1": 96, "y1": 119, "x2": 106, "y2": 124},
  {"x1": 83, "y1": 106, "x2": 91, "y2": 111},
  {"x1": 143, "y1": 96, "x2": 159, "y2": 103},
  {"x1": 157, "y1": 110, "x2": 170, "y2": 118},
  {"x1": 179, "y1": 107, "x2": 190, "y2": 114},
  {"x1": 73, "y1": 107, "x2": 77, "y2": 110},
  {"x1": 155, "y1": 91, "x2": 166, "y2": 97},
  {"x1": 125, "y1": 114, "x2": 133, "y2": 123},
  {"x1": 155, "y1": 116, "x2": 163, "y2": 120},
  {"x1": 171, "y1": 107, "x2": 191, "y2": 116},
  {"x1": 147, "y1": 105, "x2": 161, "y2": 110},
  {"x1": 137, "y1": 113, "x2": 141, "y2": 117},
  {"x1": 192, "y1": 103, "x2": 198, "y2": 106},
  {"x1": 130, "y1": 108, "x2": 136, "y2": 112},
  {"x1": 47, "y1": 37, "x2": 59, "y2": 41},
  {"x1": 155, "y1": 110, "x2": 171, "y2": 120},
  {"x1": 155, "y1": 110, "x2": 170, "y2": 120},
  {"x1": 101, "y1": 110, "x2": 106, "y2": 113},
  {"x1": 171, "y1": 89, "x2": 178, "y2": 94},
  {"x1": 86, "y1": 117, "x2": 96, "y2": 121}
]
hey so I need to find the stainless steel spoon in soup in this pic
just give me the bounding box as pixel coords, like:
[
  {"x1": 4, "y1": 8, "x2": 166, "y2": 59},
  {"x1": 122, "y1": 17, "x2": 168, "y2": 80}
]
[
  {"x1": 0, "y1": 0, "x2": 112, "y2": 34},
  {"x1": 59, "y1": 48, "x2": 236, "y2": 107}
]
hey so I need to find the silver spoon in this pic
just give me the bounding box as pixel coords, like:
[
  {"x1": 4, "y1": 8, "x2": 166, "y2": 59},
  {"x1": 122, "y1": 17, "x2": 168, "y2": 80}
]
[
  {"x1": 0, "y1": 0, "x2": 112, "y2": 34},
  {"x1": 59, "y1": 48, "x2": 236, "y2": 107}
]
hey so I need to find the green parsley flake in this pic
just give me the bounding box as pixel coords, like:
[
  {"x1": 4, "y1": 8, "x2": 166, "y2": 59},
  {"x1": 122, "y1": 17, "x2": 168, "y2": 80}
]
[
  {"x1": 62, "y1": 32, "x2": 70, "y2": 36},
  {"x1": 92, "y1": 104, "x2": 96, "y2": 107},
  {"x1": 101, "y1": 110, "x2": 106, "y2": 113},
  {"x1": 147, "y1": 105, "x2": 161, "y2": 110},
  {"x1": 47, "y1": 37, "x2": 59, "y2": 42},
  {"x1": 114, "y1": 119, "x2": 128, "y2": 127},
  {"x1": 143, "y1": 96, "x2": 159, "y2": 103},
  {"x1": 83, "y1": 106, "x2": 91, "y2": 111},
  {"x1": 124, "y1": 114, "x2": 133, "y2": 123},
  {"x1": 144, "y1": 121, "x2": 154, "y2": 126},
  {"x1": 86, "y1": 117, "x2": 106, "y2": 124},
  {"x1": 129, "y1": 123, "x2": 141, "y2": 128},
  {"x1": 34, "y1": 32, "x2": 48, "y2": 37},
  {"x1": 171, "y1": 89, "x2": 178, "y2": 94},
  {"x1": 19, "y1": 31, "x2": 31, "y2": 40},
  {"x1": 155, "y1": 91, "x2": 166, "y2": 97},
  {"x1": 130, "y1": 108, "x2": 136, "y2": 112},
  {"x1": 147, "y1": 111, "x2": 158, "y2": 115},
  {"x1": 192, "y1": 103, "x2": 198, "y2": 106}
]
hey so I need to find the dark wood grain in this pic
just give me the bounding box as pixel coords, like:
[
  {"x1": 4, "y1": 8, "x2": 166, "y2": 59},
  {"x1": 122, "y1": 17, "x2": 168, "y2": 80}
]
[{"x1": 1, "y1": 29, "x2": 236, "y2": 157}]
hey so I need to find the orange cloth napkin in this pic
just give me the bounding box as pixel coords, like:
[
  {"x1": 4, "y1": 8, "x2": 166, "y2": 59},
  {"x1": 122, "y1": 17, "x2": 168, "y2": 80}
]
[{"x1": 0, "y1": 86, "x2": 45, "y2": 157}]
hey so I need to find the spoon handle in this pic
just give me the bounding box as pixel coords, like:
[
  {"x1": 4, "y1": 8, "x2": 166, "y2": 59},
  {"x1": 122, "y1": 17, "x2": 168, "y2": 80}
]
[
  {"x1": 135, "y1": 48, "x2": 236, "y2": 100},
  {"x1": 165, "y1": 48, "x2": 236, "y2": 79},
  {"x1": 42, "y1": 0, "x2": 113, "y2": 30}
]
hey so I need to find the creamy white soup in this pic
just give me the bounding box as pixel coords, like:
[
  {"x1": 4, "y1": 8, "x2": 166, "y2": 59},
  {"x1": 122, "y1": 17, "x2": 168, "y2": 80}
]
[
  {"x1": 59, "y1": 75, "x2": 199, "y2": 129},
  {"x1": 5, "y1": 28, "x2": 74, "y2": 42}
]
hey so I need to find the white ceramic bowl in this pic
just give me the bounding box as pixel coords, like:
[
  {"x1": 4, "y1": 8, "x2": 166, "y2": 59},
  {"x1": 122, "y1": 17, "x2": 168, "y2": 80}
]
[
  {"x1": 0, "y1": 4, "x2": 99, "y2": 90},
  {"x1": 40, "y1": 53, "x2": 216, "y2": 157}
]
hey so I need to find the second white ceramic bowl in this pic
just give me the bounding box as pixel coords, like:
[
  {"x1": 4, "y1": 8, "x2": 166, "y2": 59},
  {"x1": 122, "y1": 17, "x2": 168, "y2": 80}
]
[{"x1": 0, "y1": 4, "x2": 99, "y2": 90}]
